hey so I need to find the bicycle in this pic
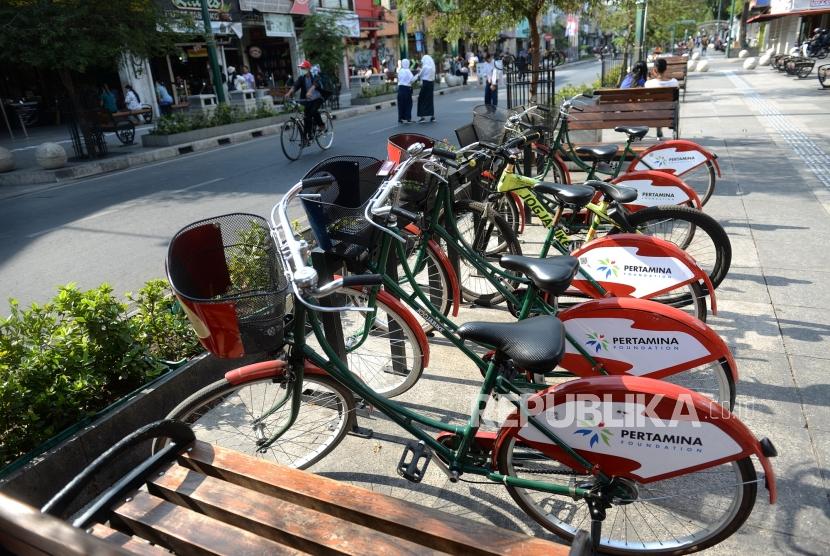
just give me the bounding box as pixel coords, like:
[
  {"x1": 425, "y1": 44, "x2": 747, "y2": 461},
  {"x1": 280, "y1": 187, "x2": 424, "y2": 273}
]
[
  {"x1": 161, "y1": 178, "x2": 777, "y2": 554},
  {"x1": 280, "y1": 99, "x2": 334, "y2": 161}
]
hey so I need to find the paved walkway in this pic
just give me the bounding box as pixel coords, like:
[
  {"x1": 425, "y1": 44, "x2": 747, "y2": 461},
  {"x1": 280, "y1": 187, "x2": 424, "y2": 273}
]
[{"x1": 307, "y1": 57, "x2": 830, "y2": 554}]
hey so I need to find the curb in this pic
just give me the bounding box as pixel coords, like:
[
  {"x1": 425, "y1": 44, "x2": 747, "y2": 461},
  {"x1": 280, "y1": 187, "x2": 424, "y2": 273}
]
[{"x1": 0, "y1": 84, "x2": 477, "y2": 188}]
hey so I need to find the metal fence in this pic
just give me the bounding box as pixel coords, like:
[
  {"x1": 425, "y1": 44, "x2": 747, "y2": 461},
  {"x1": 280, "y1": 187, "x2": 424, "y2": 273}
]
[
  {"x1": 504, "y1": 53, "x2": 557, "y2": 109},
  {"x1": 600, "y1": 51, "x2": 631, "y2": 88}
]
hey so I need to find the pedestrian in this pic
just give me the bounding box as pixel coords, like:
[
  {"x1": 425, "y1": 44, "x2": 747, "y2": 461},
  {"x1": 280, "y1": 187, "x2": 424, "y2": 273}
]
[
  {"x1": 397, "y1": 59, "x2": 415, "y2": 123},
  {"x1": 241, "y1": 65, "x2": 255, "y2": 90},
  {"x1": 645, "y1": 58, "x2": 679, "y2": 139},
  {"x1": 99, "y1": 83, "x2": 117, "y2": 114},
  {"x1": 155, "y1": 81, "x2": 174, "y2": 116},
  {"x1": 620, "y1": 61, "x2": 648, "y2": 88},
  {"x1": 484, "y1": 57, "x2": 503, "y2": 106},
  {"x1": 458, "y1": 56, "x2": 469, "y2": 84},
  {"x1": 416, "y1": 54, "x2": 436, "y2": 123},
  {"x1": 227, "y1": 66, "x2": 238, "y2": 91},
  {"x1": 284, "y1": 60, "x2": 326, "y2": 145},
  {"x1": 478, "y1": 53, "x2": 493, "y2": 95}
]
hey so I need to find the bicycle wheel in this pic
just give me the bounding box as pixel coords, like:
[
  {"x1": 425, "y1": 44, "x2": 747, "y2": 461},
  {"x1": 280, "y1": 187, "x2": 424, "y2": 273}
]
[
  {"x1": 677, "y1": 159, "x2": 716, "y2": 206},
  {"x1": 396, "y1": 241, "x2": 454, "y2": 333},
  {"x1": 316, "y1": 111, "x2": 334, "y2": 150},
  {"x1": 308, "y1": 287, "x2": 424, "y2": 398},
  {"x1": 158, "y1": 373, "x2": 355, "y2": 470},
  {"x1": 280, "y1": 118, "x2": 304, "y2": 161},
  {"x1": 498, "y1": 439, "x2": 757, "y2": 555},
  {"x1": 620, "y1": 204, "x2": 731, "y2": 291},
  {"x1": 495, "y1": 193, "x2": 522, "y2": 244},
  {"x1": 452, "y1": 200, "x2": 522, "y2": 306}
]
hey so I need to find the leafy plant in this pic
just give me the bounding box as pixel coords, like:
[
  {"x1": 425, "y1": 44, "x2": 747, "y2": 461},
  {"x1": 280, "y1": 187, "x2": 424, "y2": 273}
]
[
  {"x1": 226, "y1": 223, "x2": 274, "y2": 293},
  {"x1": 301, "y1": 10, "x2": 347, "y2": 77},
  {"x1": 151, "y1": 103, "x2": 278, "y2": 136},
  {"x1": 126, "y1": 280, "x2": 201, "y2": 363}
]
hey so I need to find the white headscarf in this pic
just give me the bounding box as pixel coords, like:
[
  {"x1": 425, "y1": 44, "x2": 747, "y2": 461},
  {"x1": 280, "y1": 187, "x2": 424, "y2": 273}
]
[
  {"x1": 419, "y1": 55, "x2": 435, "y2": 81},
  {"x1": 398, "y1": 59, "x2": 414, "y2": 87}
]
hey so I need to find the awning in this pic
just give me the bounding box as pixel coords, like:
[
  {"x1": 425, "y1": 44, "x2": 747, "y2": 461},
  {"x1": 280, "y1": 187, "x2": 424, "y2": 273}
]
[{"x1": 748, "y1": 7, "x2": 830, "y2": 23}]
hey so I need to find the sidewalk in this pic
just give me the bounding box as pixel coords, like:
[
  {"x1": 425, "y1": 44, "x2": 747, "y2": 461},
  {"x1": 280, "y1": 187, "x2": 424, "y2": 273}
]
[
  {"x1": 305, "y1": 57, "x2": 830, "y2": 554},
  {"x1": 0, "y1": 82, "x2": 480, "y2": 188}
]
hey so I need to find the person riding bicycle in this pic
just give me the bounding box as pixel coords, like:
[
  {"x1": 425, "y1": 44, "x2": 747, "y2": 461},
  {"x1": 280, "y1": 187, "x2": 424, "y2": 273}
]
[{"x1": 284, "y1": 60, "x2": 325, "y2": 144}]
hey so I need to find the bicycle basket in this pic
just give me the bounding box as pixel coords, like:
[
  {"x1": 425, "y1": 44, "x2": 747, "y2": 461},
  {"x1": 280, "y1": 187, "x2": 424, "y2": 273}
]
[
  {"x1": 472, "y1": 104, "x2": 516, "y2": 144},
  {"x1": 300, "y1": 156, "x2": 385, "y2": 269},
  {"x1": 166, "y1": 213, "x2": 289, "y2": 359},
  {"x1": 387, "y1": 133, "x2": 435, "y2": 165}
]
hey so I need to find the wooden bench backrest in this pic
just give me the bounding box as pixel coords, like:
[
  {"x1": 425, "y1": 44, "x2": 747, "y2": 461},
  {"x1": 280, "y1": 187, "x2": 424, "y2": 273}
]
[
  {"x1": 594, "y1": 87, "x2": 679, "y2": 103},
  {"x1": 567, "y1": 87, "x2": 678, "y2": 130},
  {"x1": 663, "y1": 57, "x2": 688, "y2": 81}
]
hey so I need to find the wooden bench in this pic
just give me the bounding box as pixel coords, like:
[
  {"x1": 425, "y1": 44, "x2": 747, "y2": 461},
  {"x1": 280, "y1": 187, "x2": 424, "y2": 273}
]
[
  {"x1": 566, "y1": 86, "x2": 680, "y2": 159},
  {"x1": 661, "y1": 56, "x2": 688, "y2": 101},
  {"x1": 95, "y1": 110, "x2": 137, "y2": 145},
  {"x1": 1, "y1": 438, "x2": 575, "y2": 555}
]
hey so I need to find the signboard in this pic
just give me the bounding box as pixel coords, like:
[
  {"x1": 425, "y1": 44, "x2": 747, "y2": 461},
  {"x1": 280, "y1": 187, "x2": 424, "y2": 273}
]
[
  {"x1": 515, "y1": 19, "x2": 529, "y2": 39},
  {"x1": 565, "y1": 15, "x2": 578, "y2": 37},
  {"x1": 240, "y1": 0, "x2": 292, "y2": 12},
  {"x1": 264, "y1": 13, "x2": 295, "y2": 37},
  {"x1": 770, "y1": 0, "x2": 793, "y2": 13},
  {"x1": 809, "y1": 0, "x2": 830, "y2": 6},
  {"x1": 337, "y1": 13, "x2": 361, "y2": 38},
  {"x1": 173, "y1": 0, "x2": 221, "y2": 9},
  {"x1": 186, "y1": 45, "x2": 209, "y2": 58}
]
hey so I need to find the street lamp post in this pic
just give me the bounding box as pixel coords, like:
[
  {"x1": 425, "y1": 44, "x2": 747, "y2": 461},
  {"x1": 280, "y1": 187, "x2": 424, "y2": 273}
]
[
  {"x1": 199, "y1": 0, "x2": 226, "y2": 104},
  {"x1": 634, "y1": 0, "x2": 647, "y2": 61},
  {"x1": 725, "y1": 0, "x2": 737, "y2": 58}
]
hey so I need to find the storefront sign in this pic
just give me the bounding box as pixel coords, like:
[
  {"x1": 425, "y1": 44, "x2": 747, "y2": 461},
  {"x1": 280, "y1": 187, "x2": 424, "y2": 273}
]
[
  {"x1": 186, "y1": 45, "x2": 209, "y2": 57},
  {"x1": 337, "y1": 13, "x2": 361, "y2": 38},
  {"x1": 264, "y1": 14, "x2": 295, "y2": 37},
  {"x1": 515, "y1": 19, "x2": 529, "y2": 39},
  {"x1": 240, "y1": 0, "x2": 292, "y2": 12},
  {"x1": 770, "y1": 0, "x2": 793, "y2": 13},
  {"x1": 173, "y1": 0, "x2": 222, "y2": 9},
  {"x1": 809, "y1": 0, "x2": 830, "y2": 7}
]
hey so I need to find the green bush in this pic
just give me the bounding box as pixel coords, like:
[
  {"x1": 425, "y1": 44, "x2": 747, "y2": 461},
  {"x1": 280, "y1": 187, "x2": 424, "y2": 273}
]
[
  {"x1": 151, "y1": 102, "x2": 279, "y2": 136},
  {"x1": 0, "y1": 281, "x2": 201, "y2": 466}
]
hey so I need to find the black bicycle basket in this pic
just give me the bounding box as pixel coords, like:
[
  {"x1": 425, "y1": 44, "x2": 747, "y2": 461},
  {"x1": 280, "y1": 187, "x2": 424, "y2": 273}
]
[
  {"x1": 472, "y1": 104, "x2": 517, "y2": 144},
  {"x1": 166, "y1": 213, "x2": 289, "y2": 359},
  {"x1": 300, "y1": 156, "x2": 385, "y2": 270},
  {"x1": 387, "y1": 133, "x2": 443, "y2": 213}
]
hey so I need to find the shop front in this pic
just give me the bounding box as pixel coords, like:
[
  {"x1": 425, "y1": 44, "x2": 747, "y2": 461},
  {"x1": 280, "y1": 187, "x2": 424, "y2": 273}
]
[{"x1": 751, "y1": 0, "x2": 830, "y2": 53}]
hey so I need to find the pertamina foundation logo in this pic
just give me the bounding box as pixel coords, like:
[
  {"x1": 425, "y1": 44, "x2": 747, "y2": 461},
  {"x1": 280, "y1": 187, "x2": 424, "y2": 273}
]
[
  {"x1": 585, "y1": 331, "x2": 609, "y2": 352},
  {"x1": 574, "y1": 420, "x2": 613, "y2": 448},
  {"x1": 596, "y1": 258, "x2": 619, "y2": 279}
]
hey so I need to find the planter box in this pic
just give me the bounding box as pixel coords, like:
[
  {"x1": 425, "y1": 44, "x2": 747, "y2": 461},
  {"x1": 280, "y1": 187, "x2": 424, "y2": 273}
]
[
  {"x1": 0, "y1": 352, "x2": 265, "y2": 513},
  {"x1": 352, "y1": 92, "x2": 399, "y2": 105},
  {"x1": 142, "y1": 116, "x2": 285, "y2": 148}
]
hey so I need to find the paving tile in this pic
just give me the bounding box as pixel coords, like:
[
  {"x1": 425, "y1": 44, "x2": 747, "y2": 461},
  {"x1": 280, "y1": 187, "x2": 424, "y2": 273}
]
[
  {"x1": 732, "y1": 348, "x2": 805, "y2": 429},
  {"x1": 716, "y1": 266, "x2": 771, "y2": 304},
  {"x1": 775, "y1": 304, "x2": 830, "y2": 359},
  {"x1": 765, "y1": 268, "x2": 830, "y2": 310},
  {"x1": 708, "y1": 299, "x2": 785, "y2": 354}
]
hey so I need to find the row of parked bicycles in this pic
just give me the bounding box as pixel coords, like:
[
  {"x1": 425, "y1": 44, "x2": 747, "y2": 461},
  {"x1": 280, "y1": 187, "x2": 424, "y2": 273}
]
[
  {"x1": 771, "y1": 49, "x2": 830, "y2": 88},
  {"x1": 161, "y1": 96, "x2": 776, "y2": 554}
]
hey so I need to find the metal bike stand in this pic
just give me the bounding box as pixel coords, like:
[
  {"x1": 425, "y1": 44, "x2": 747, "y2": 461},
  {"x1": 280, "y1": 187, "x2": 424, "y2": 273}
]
[
  {"x1": 310, "y1": 248, "x2": 373, "y2": 439},
  {"x1": 384, "y1": 243, "x2": 408, "y2": 375}
]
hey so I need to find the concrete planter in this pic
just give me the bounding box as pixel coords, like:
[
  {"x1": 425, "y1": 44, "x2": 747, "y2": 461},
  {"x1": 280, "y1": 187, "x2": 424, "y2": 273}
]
[
  {"x1": 0, "y1": 352, "x2": 265, "y2": 512},
  {"x1": 142, "y1": 116, "x2": 285, "y2": 148},
  {"x1": 352, "y1": 92, "x2": 399, "y2": 105}
]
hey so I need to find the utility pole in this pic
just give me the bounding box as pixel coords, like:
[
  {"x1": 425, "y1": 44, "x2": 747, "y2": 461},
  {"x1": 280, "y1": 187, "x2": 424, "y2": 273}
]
[
  {"x1": 200, "y1": 0, "x2": 226, "y2": 103},
  {"x1": 725, "y1": 0, "x2": 737, "y2": 58},
  {"x1": 634, "y1": 0, "x2": 647, "y2": 61},
  {"x1": 398, "y1": 9, "x2": 408, "y2": 60}
]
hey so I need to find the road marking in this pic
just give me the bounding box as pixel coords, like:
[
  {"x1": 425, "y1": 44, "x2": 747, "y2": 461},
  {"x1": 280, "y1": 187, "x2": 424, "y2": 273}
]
[
  {"x1": 25, "y1": 177, "x2": 225, "y2": 238},
  {"x1": 724, "y1": 70, "x2": 830, "y2": 191},
  {"x1": 369, "y1": 123, "x2": 405, "y2": 135},
  {"x1": 457, "y1": 97, "x2": 485, "y2": 102}
]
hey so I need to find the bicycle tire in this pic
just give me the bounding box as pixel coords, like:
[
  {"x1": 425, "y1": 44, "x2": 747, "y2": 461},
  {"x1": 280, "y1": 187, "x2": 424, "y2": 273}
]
[
  {"x1": 497, "y1": 441, "x2": 756, "y2": 555},
  {"x1": 618, "y1": 204, "x2": 731, "y2": 291},
  {"x1": 280, "y1": 118, "x2": 304, "y2": 161},
  {"x1": 156, "y1": 373, "x2": 355, "y2": 470},
  {"x1": 316, "y1": 111, "x2": 334, "y2": 150},
  {"x1": 396, "y1": 241, "x2": 454, "y2": 334},
  {"x1": 313, "y1": 286, "x2": 424, "y2": 398},
  {"x1": 677, "y1": 159, "x2": 717, "y2": 206},
  {"x1": 451, "y1": 200, "x2": 522, "y2": 306}
]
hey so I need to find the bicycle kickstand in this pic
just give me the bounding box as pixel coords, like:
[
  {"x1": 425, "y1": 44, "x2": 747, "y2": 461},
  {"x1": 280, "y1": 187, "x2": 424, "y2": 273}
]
[{"x1": 585, "y1": 495, "x2": 609, "y2": 555}]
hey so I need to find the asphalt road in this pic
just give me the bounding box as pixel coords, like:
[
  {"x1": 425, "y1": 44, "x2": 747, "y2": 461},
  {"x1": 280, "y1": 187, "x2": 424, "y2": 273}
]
[{"x1": 0, "y1": 60, "x2": 601, "y2": 307}]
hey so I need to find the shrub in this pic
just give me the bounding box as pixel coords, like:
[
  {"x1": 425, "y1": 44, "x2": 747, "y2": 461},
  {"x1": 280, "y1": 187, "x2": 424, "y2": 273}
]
[
  {"x1": 151, "y1": 102, "x2": 279, "y2": 136},
  {"x1": 0, "y1": 281, "x2": 201, "y2": 466}
]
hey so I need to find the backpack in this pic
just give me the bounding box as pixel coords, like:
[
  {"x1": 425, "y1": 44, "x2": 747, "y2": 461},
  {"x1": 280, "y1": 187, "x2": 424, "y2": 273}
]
[{"x1": 317, "y1": 73, "x2": 335, "y2": 100}]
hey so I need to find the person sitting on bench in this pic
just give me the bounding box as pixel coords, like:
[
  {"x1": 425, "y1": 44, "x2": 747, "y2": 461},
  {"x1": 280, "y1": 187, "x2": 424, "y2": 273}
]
[{"x1": 645, "y1": 58, "x2": 678, "y2": 139}]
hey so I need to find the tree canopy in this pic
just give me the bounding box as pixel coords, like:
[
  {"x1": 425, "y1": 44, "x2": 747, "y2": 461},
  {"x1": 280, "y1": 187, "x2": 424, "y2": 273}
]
[
  {"x1": 301, "y1": 10, "x2": 347, "y2": 78},
  {"x1": 0, "y1": 0, "x2": 181, "y2": 73}
]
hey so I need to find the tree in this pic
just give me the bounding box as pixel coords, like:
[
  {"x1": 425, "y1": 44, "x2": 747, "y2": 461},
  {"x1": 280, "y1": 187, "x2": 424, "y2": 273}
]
[
  {"x1": 0, "y1": 0, "x2": 181, "y2": 156},
  {"x1": 301, "y1": 10, "x2": 347, "y2": 80},
  {"x1": 399, "y1": 0, "x2": 581, "y2": 100}
]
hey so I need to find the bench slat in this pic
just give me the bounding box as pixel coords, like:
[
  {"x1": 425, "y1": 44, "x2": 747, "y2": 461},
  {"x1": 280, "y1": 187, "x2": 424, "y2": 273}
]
[
  {"x1": 149, "y1": 463, "x2": 445, "y2": 555},
  {"x1": 111, "y1": 490, "x2": 304, "y2": 556},
  {"x1": 88, "y1": 524, "x2": 169, "y2": 555},
  {"x1": 569, "y1": 110, "x2": 677, "y2": 122},
  {"x1": 569, "y1": 119, "x2": 674, "y2": 130},
  {"x1": 179, "y1": 442, "x2": 566, "y2": 556},
  {"x1": 576, "y1": 101, "x2": 677, "y2": 113}
]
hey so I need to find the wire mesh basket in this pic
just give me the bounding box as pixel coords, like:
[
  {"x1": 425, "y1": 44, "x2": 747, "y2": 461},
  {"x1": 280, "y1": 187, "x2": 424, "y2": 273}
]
[
  {"x1": 516, "y1": 104, "x2": 560, "y2": 145},
  {"x1": 300, "y1": 156, "x2": 385, "y2": 269},
  {"x1": 387, "y1": 133, "x2": 444, "y2": 213},
  {"x1": 472, "y1": 104, "x2": 517, "y2": 144},
  {"x1": 166, "y1": 213, "x2": 289, "y2": 359}
]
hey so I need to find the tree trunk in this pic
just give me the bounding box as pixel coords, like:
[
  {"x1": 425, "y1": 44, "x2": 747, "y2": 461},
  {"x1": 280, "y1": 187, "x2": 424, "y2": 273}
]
[
  {"x1": 528, "y1": 7, "x2": 542, "y2": 102},
  {"x1": 739, "y1": 2, "x2": 750, "y2": 49},
  {"x1": 58, "y1": 68, "x2": 100, "y2": 158}
]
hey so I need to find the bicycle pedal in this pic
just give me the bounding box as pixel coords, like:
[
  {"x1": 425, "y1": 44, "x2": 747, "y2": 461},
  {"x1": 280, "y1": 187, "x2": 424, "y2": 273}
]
[{"x1": 397, "y1": 440, "x2": 432, "y2": 483}]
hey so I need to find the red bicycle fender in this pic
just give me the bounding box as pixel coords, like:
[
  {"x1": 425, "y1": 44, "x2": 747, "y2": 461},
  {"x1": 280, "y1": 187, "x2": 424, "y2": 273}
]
[
  {"x1": 225, "y1": 359, "x2": 328, "y2": 385},
  {"x1": 570, "y1": 234, "x2": 717, "y2": 315},
  {"x1": 376, "y1": 288, "x2": 431, "y2": 368},
  {"x1": 509, "y1": 191, "x2": 526, "y2": 234},
  {"x1": 404, "y1": 223, "x2": 461, "y2": 317},
  {"x1": 611, "y1": 170, "x2": 703, "y2": 210},
  {"x1": 627, "y1": 140, "x2": 719, "y2": 178},
  {"x1": 493, "y1": 375, "x2": 775, "y2": 502},
  {"x1": 557, "y1": 296, "x2": 736, "y2": 383}
]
